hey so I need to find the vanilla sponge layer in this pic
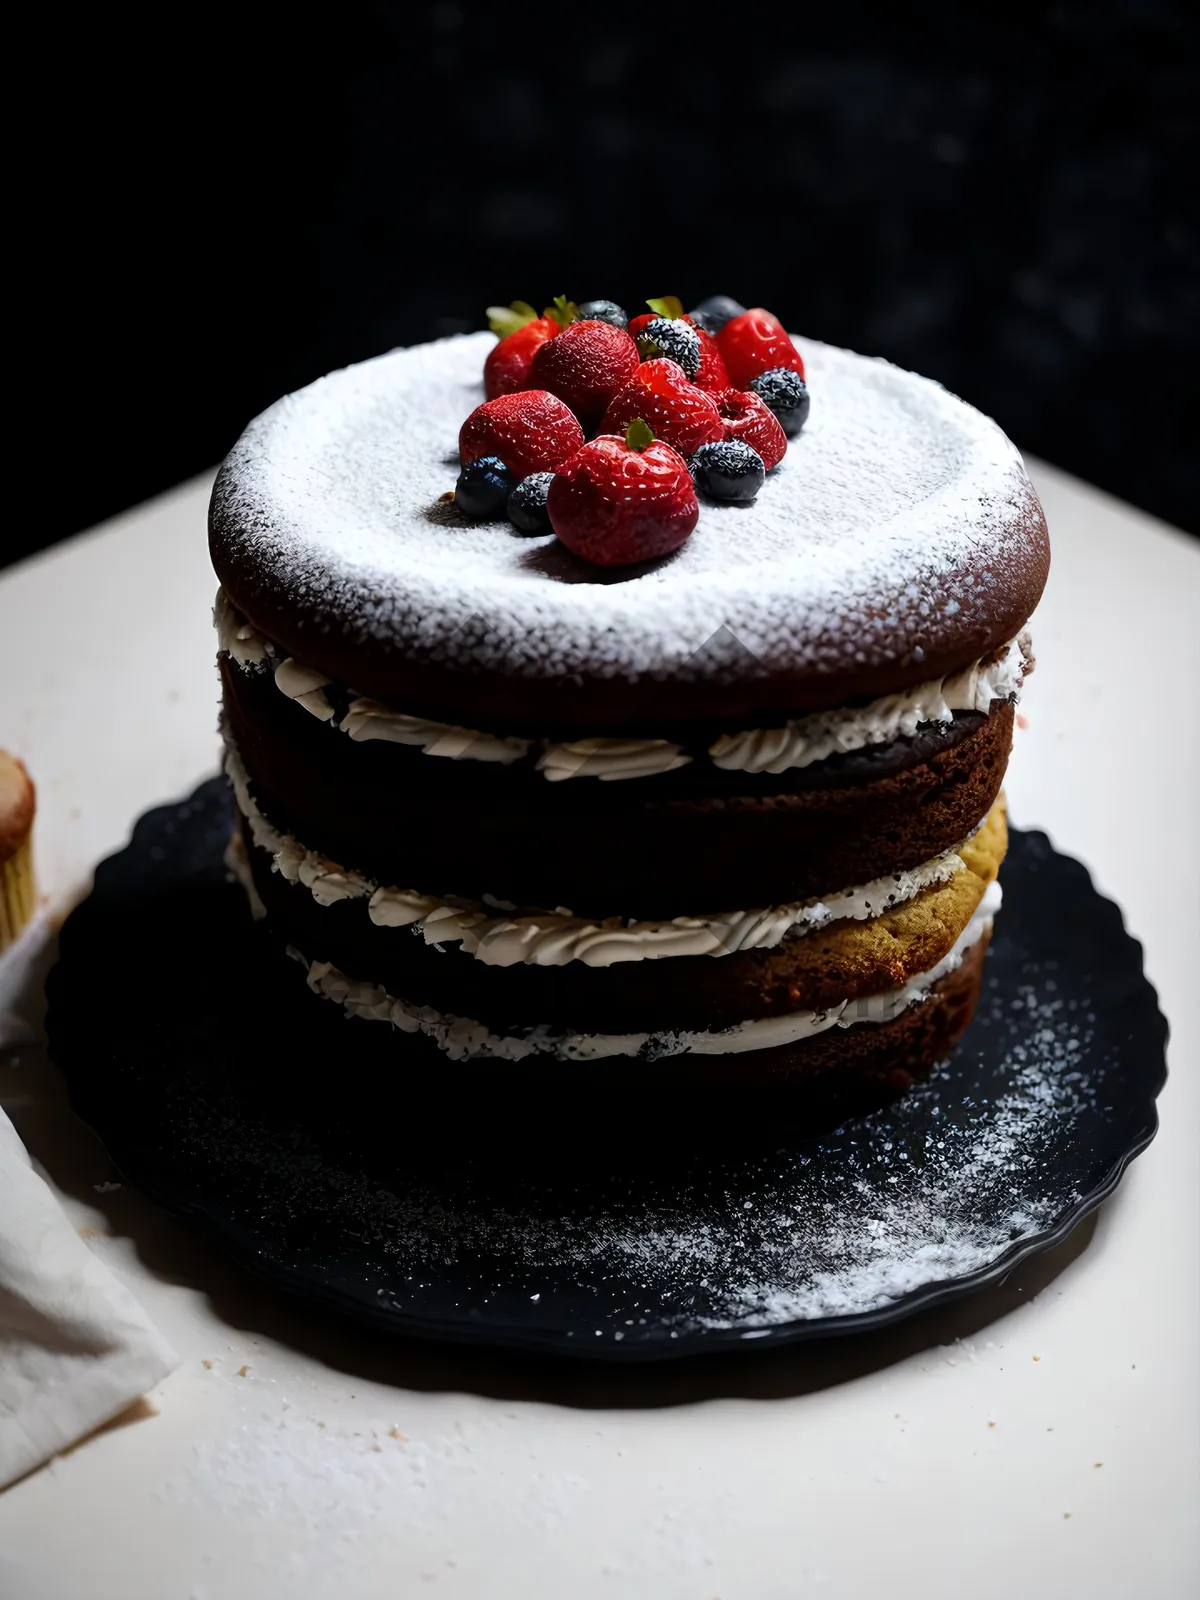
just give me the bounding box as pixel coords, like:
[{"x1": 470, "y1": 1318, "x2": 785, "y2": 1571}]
[{"x1": 774, "y1": 798, "x2": 1006, "y2": 1012}]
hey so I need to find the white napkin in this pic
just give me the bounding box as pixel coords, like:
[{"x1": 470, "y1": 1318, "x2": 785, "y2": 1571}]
[{"x1": 0, "y1": 918, "x2": 179, "y2": 1487}]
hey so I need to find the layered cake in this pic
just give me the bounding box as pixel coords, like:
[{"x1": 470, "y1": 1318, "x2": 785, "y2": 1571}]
[{"x1": 210, "y1": 298, "x2": 1048, "y2": 1115}]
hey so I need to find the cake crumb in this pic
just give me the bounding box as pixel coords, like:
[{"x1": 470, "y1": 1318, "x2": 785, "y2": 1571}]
[
  {"x1": 237, "y1": 1365, "x2": 250, "y2": 1377},
  {"x1": 202, "y1": 1359, "x2": 213, "y2": 1370}
]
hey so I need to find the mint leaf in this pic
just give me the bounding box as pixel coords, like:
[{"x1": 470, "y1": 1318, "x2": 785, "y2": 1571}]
[
  {"x1": 625, "y1": 418, "x2": 655, "y2": 451},
  {"x1": 646, "y1": 295, "x2": 684, "y2": 320},
  {"x1": 487, "y1": 301, "x2": 539, "y2": 337}
]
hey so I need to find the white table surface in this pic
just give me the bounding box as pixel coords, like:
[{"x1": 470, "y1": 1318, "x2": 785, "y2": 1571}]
[{"x1": 0, "y1": 460, "x2": 1196, "y2": 1599}]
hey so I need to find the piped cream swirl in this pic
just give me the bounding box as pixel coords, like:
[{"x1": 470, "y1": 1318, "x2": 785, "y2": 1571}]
[
  {"x1": 536, "y1": 738, "x2": 691, "y2": 782},
  {"x1": 341, "y1": 698, "x2": 530, "y2": 764},
  {"x1": 214, "y1": 589, "x2": 271, "y2": 667},
  {"x1": 274, "y1": 658, "x2": 335, "y2": 722}
]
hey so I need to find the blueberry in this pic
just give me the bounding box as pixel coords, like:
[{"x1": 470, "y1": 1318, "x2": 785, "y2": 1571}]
[
  {"x1": 750, "y1": 368, "x2": 810, "y2": 436},
  {"x1": 455, "y1": 456, "x2": 513, "y2": 519},
  {"x1": 689, "y1": 439, "x2": 765, "y2": 504},
  {"x1": 688, "y1": 295, "x2": 745, "y2": 335},
  {"x1": 578, "y1": 299, "x2": 628, "y2": 330},
  {"x1": 635, "y1": 317, "x2": 700, "y2": 378},
  {"x1": 507, "y1": 471, "x2": 554, "y2": 534}
]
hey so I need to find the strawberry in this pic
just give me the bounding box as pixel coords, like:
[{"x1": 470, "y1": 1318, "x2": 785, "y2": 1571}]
[
  {"x1": 689, "y1": 321, "x2": 730, "y2": 391},
  {"x1": 484, "y1": 317, "x2": 559, "y2": 400},
  {"x1": 529, "y1": 319, "x2": 640, "y2": 425},
  {"x1": 601, "y1": 359, "x2": 724, "y2": 458},
  {"x1": 459, "y1": 391, "x2": 584, "y2": 481},
  {"x1": 716, "y1": 308, "x2": 805, "y2": 389},
  {"x1": 630, "y1": 302, "x2": 728, "y2": 390},
  {"x1": 713, "y1": 388, "x2": 788, "y2": 470},
  {"x1": 548, "y1": 420, "x2": 699, "y2": 568}
]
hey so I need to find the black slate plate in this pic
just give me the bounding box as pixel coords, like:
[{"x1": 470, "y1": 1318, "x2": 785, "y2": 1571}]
[{"x1": 46, "y1": 779, "x2": 1168, "y2": 1360}]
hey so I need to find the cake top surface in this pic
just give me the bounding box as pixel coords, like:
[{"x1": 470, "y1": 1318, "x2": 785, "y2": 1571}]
[{"x1": 210, "y1": 331, "x2": 1048, "y2": 730}]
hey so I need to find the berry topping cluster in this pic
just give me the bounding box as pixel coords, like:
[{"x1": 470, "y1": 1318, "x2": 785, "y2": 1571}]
[{"x1": 451, "y1": 295, "x2": 810, "y2": 567}]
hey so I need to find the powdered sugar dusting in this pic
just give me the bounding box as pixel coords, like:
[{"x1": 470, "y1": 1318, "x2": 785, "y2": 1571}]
[
  {"x1": 211, "y1": 332, "x2": 1046, "y2": 686},
  {"x1": 169, "y1": 968, "x2": 1111, "y2": 1338},
  {"x1": 690, "y1": 1001, "x2": 1095, "y2": 1330}
]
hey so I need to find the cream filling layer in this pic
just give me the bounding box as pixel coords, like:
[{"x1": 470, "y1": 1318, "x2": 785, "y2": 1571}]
[
  {"x1": 274, "y1": 658, "x2": 335, "y2": 722},
  {"x1": 224, "y1": 733, "x2": 975, "y2": 968},
  {"x1": 536, "y1": 738, "x2": 691, "y2": 782},
  {"x1": 340, "y1": 698, "x2": 531, "y2": 763},
  {"x1": 215, "y1": 591, "x2": 1030, "y2": 782},
  {"x1": 708, "y1": 634, "x2": 1031, "y2": 774},
  {"x1": 214, "y1": 588, "x2": 270, "y2": 666},
  {"x1": 293, "y1": 881, "x2": 1000, "y2": 1063}
]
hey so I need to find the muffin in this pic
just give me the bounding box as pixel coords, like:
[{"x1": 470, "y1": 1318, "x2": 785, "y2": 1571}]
[
  {"x1": 208, "y1": 318, "x2": 1048, "y2": 1111},
  {"x1": 0, "y1": 751, "x2": 37, "y2": 953}
]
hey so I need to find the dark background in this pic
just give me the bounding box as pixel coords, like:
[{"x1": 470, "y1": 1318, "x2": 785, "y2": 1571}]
[{"x1": 15, "y1": 0, "x2": 1197, "y2": 571}]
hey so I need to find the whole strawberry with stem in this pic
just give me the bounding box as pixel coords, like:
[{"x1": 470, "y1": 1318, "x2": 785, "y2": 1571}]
[
  {"x1": 716, "y1": 308, "x2": 805, "y2": 388},
  {"x1": 601, "y1": 358, "x2": 724, "y2": 458},
  {"x1": 459, "y1": 391, "x2": 584, "y2": 481},
  {"x1": 484, "y1": 316, "x2": 560, "y2": 399},
  {"x1": 481, "y1": 297, "x2": 576, "y2": 399},
  {"x1": 547, "y1": 419, "x2": 699, "y2": 567},
  {"x1": 530, "y1": 319, "x2": 640, "y2": 426}
]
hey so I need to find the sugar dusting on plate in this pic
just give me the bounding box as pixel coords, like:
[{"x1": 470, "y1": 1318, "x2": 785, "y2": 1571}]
[{"x1": 171, "y1": 972, "x2": 1103, "y2": 1338}]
